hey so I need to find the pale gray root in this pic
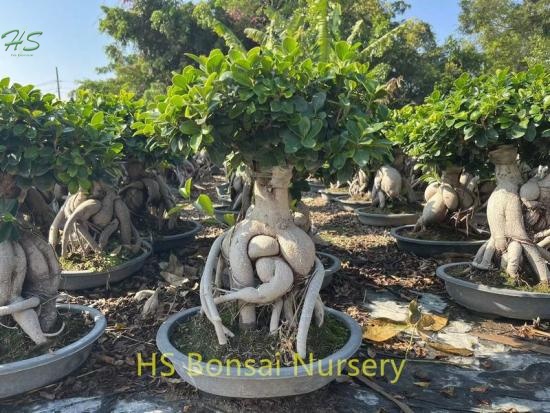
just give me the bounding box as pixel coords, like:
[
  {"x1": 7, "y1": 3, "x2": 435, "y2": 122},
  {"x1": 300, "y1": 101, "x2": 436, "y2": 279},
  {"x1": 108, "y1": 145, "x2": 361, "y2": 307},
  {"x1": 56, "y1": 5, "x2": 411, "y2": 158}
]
[
  {"x1": 199, "y1": 233, "x2": 233, "y2": 345},
  {"x1": 296, "y1": 257, "x2": 325, "y2": 358},
  {"x1": 12, "y1": 304, "x2": 48, "y2": 345},
  {"x1": 349, "y1": 169, "x2": 369, "y2": 198},
  {"x1": 502, "y1": 240, "x2": 523, "y2": 278},
  {"x1": 270, "y1": 299, "x2": 283, "y2": 334},
  {"x1": 414, "y1": 166, "x2": 469, "y2": 232},
  {"x1": 0, "y1": 240, "x2": 15, "y2": 306},
  {"x1": 99, "y1": 219, "x2": 119, "y2": 249},
  {"x1": 60, "y1": 199, "x2": 102, "y2": 257},
  {"x1": 371, "y1": 165, "x2": 403, "y2": 209},
  {"x1": 114, "y1": 198, "x2": 133, "y2": 246},
  {"x1": 19, "y1": 232, "x2": 60, "y2": 331},
  {"x1": 214, "y1": 255, "x2": 224, "y2": 289},
  {"x1": 48, "y1": 197, "x2": 68, "y2": 246},
  {"x1": 472, "y1": 238, "x2": 496, "y2": 270},
  {"x1": 0, "y1": 296, "x2": 40, "y2": 316},
  {"x1": 283, "y1": 292, "x2": 296, "y2": 328},
  {"x1": 142, "y1": 177, "x2": 161, "y2": 206},
  {"x1": 314, "y1": 296, "x2": 325, "y2": 327},
  {"x1": 91, "y1": 189, "x2": 116, "y2": 227},
  {"x1": 75, "y1": 222, "x2": 101, "y2": 253},
  {"x1": 248, "y1": 235, "x2": 279, "y2": 260},
  {"x1": 214, "y1": 257, "x2": 294, "y2": 305}
]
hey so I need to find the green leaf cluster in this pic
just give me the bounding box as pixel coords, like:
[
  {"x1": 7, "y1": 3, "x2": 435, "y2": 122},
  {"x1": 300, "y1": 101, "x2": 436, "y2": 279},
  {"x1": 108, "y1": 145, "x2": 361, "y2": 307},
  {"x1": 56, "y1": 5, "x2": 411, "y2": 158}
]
[
  {"x1": 135, "y1": 39, "x2": 391, "y2": 178},
  {"x1": 390, "y1": 65, "x2": 550, "y2": 175}
]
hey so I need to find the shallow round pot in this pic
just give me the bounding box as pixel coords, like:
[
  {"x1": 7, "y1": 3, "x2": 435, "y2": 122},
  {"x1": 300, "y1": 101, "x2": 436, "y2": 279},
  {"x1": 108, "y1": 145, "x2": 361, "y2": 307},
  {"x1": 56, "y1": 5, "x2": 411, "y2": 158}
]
[
  {"x1": 437, "y1": 262, "x2": 550, "y2": 320},
  {"x1": 156, "y1": 306, "x2": 362, "y2": 398},
  {"x1": 60, "y1": 242, "x2": 152, "y2": 290},
  {"x1": 214, "y1": 207, "x2": 238, "y2": 225},
  {"x1": 356, "y1": 207, "x2": 419, "y2": 227},
  {"x1": 307, "y1": 182, "x2": 325, "y2": 192},
  {"x1": 317, "y1": 252, "x2": 342, "y2": 289},
  {"x1": 317, "y1": 188, "x2": 348, "y2": 202},
  {"x1": 0, "y1": 304, "x2": 106, "y2": 399},
  {"x1": 153, "y1": 220, "x2": 202, "y2": 252},
  {"x1": 215, "y1": 184, "x2": 231, "y2": 203},
  {"x1": 391, "y1": 225, "x2": 487, "y2": 258},
  {"x1": 335, "y1": 198, "x2": 372, "y2": 212}
]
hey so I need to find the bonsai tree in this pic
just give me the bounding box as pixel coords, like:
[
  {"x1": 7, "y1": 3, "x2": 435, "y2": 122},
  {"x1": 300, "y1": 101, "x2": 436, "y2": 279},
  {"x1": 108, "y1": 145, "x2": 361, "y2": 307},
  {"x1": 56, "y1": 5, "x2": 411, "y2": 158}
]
[
  {"x1": 138, "y1": 37, "x2": 390, "y2": 355},
  {"x1": 0, "y1": 79, "x2": 64, "y2": 344},
  {"x1": 400, "y1": 66, "x2": 549, "y2": 284},
  {"x1": 48, "y1": 90, "x2": 142, "y2": 268}
]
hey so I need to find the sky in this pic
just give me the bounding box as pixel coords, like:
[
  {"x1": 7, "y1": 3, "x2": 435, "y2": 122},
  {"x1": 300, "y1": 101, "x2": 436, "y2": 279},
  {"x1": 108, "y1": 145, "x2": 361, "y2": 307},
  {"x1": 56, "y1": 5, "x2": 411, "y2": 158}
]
[{"x1": 0, "y1": 0, "x2": 461, "y2": 98}]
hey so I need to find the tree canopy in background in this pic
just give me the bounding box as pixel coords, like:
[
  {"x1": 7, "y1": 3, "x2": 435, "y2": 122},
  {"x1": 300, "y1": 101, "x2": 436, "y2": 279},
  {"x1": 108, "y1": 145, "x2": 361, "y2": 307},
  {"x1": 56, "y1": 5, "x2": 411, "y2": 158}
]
[
  {"x1": 77, "y1": 0, "x2": 549, "y2": 108},
  {"x1": 459, "y1": 0, "x2": 550, "y2": 71}
]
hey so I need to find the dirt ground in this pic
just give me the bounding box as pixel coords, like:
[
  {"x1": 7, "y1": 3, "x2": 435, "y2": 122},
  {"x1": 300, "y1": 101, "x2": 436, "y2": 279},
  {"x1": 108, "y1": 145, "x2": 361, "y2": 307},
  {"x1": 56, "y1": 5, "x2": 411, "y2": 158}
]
[{"x1": 2, "y1": 176, "x2": 550, "y2": 412}]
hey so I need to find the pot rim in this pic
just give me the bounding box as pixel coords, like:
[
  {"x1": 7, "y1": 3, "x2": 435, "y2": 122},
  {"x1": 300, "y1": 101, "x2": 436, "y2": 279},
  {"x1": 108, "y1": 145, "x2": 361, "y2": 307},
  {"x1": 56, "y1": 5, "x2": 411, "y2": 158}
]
[
  {"x1": 391, "y1": 225, "x2": 488, "y2": 246},
  {"x1": 155, "y1": 220, "x2": 202, "y2": 241},
  {"x1": 356, "y1": 207, "x2": 419, "y2": 218},
  {"x1": 316, "y1": 252, "x2": 341, "y2": 275},
  {"x1": 61, "y1": 240, "x2": 152, "y2": 276},
  {"x1": 437, "y1": 262, "x2": 550, "y2": 298},
  {"x1": 156, "y1": 306, "x2": 362, "y2": 379},
  {"x1": 0, "y1": 304, "x2": 106, "y2": 374}
]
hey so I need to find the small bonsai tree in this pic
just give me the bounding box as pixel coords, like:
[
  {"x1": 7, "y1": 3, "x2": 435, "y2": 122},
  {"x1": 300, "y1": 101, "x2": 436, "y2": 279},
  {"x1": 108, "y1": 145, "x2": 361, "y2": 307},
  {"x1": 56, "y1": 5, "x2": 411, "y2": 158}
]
[
  {"x1": 138, "y1": 38, "x2": 389, "y2": 355},
  {"x1": 0, "y1": 79, "x2": 64, "y2": 344},
  {"x1": 48, "y1": 90, "x2": 142, "y2": 268}
]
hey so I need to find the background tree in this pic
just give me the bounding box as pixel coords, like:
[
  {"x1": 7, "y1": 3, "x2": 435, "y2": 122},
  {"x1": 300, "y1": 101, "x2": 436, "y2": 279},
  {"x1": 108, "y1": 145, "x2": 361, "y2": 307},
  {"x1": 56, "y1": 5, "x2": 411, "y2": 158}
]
[{"x1": 459, "y1": 0, "x2": 550, "y2": 71}]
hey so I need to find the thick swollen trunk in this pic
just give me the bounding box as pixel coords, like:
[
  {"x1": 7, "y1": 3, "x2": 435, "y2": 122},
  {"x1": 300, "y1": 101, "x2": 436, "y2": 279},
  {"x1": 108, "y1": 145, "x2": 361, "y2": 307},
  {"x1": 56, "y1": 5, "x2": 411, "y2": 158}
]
[
  {"x1": 120, "y1": 163, "x2": 176, "y2": 232},
  {"x1": 414, "y1": 165, "x2": 478, "y2": 232},
  {"x1": 202, "y1": 166, "x2": 323, "y2": 357},
  {"x1": 371, "y1": 165, "x2": 404, "y2": 208},
  {"x1": 49, "y1": 181, "x2": 141, "y2": 258},
  {"x1": 473, "y1": 146, "x2": 549, "y2": 285},
  {"x1": 1, "y1": 175, "x2": 60, "y2": 345}
]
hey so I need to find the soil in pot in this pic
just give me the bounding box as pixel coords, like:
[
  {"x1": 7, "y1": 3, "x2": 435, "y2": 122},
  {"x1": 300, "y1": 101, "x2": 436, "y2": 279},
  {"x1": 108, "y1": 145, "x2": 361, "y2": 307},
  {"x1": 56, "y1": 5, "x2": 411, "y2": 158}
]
[
  {"x1": 171, "y1": 304, "x2": 349, "y2": 366},
  {"x1": 0, "y1": 310, "x2": 93, "y2": 364},
  {"x1": 156, "y1": 219, "x2": 197, "y2": 237},
  {"x1": 59, "y1": 243, "x2": 142, "y2": 272},
  {"x1": 447, "y1": 263, "x2": 550, "y2": 294},
  {"x1": 402, "y1": 226, "x2": 489, "y2": 242}
]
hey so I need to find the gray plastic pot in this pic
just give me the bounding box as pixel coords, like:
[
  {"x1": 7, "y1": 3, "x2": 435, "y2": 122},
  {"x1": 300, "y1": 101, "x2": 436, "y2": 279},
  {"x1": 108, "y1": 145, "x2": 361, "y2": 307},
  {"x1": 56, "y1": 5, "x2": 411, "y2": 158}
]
[
  {"x1": 317, "y1": 252, "x2": 341, "y2": 289},
  {"x1": 437, "y1": 262, "x2": 550, "y2": 320},
  {"x1": 60, "y1": 242, "x2": 152, "y2": 290},
  {"x1": 215, "y1": 184, "x2": 231, "y2": 204},
  {"x1": 356, "y1": 207, "x2": 419, "y2": 227},
  {"x1": 391, "y1": 225, "x2": 487, "y2": 258},
  {"x1": 307, "y1": 182, "x2": 325, "y2": 192},
  {"x1": 317, "y1": 188, "x2": 348, "y2": 202},
  {"x1": 153, "y1": 220, "x2": 202, "y2": 252},
  {"x1": 0, "y1": 304, "x2": 106, "y2": 399},
  {"x1": 156, "y1": 306, "x2": 362, "y2": 398},
  {"x1": 334, "y1": 198, "x2": 372, "y2": 212},
  {"x1": 214, "y1": 207, "x2": 238, "y2": 225}
]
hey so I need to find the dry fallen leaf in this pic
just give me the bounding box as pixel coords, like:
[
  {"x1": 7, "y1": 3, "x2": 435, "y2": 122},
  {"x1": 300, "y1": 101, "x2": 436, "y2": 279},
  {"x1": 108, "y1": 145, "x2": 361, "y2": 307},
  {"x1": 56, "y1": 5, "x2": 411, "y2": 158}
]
[
  {"x1": 419, "y1": 313, "x2": 449, "y2": 332},
  {"x1": 414, "y1": 381, "x2": 431, "y2": 388},
  {"x1": 470, "y1": 385, "x2": 489, "y2": 393},
  {"x1": 427, "y1": 341, "x2": 474, "y2": 357},
  {"x1": 363, "y1": 319, "x2": 408, "y2": 342}
]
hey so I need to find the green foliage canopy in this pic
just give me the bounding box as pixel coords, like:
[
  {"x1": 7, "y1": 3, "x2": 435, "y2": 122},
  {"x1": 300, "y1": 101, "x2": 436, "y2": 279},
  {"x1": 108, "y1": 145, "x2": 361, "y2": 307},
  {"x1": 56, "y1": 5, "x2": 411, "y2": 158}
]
[
  {"x1": 135, "y1": 39, "x2": 391, "y2": 181},
  {"x1": 391, "y1": 65, "x2": 550, "y2": 175}
]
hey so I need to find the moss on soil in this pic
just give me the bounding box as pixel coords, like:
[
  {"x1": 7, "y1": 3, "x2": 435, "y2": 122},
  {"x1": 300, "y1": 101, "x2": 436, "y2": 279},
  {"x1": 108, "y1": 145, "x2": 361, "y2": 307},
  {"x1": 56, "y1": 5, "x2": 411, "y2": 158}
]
[
  {"x1": 59, "y1": 240, "x2": 142, "y2": 272},
  {"x1": 171, "y1": 304, "x2": 349, "y2": 366},
  {"x1": 0, "y1": 311, "x2": 92, "y2": 364},
  {"x1": 448, "y1": 263, "x2": 550, "y2": 293},
  {"x1": 404, "y1": 226, "x2": 488, "y2": 242}
]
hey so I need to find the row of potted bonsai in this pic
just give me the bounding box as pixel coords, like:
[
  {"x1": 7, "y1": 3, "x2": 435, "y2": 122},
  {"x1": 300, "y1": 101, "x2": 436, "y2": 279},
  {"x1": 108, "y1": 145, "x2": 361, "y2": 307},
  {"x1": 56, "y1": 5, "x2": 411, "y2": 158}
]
[{"x1": 1, "y1": 34, "x2": 548, "y2": 402}]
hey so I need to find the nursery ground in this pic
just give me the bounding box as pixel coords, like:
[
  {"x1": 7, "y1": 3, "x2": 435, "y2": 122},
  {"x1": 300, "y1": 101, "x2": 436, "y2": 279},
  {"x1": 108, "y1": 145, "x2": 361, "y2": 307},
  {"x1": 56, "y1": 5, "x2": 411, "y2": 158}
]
[{"x1": 2, "y1": 179, "x2": 550, "y2": 412}]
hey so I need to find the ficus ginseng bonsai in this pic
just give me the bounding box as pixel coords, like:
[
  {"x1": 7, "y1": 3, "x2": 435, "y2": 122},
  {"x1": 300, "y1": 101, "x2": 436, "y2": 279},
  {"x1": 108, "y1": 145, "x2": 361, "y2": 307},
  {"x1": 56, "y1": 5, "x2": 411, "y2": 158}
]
[
  {"x1": 137, "y1": 38, "x2": 390, "y2": 356},
  {"x1": 48, "y1": 90, "x2": 143, "y2": 269},
  {"x1": 0, "y1": 79, "x2": 66, "y2": 344},
  {"x1": 399, "y1": 66, "x2": 550, "y2": 284}
]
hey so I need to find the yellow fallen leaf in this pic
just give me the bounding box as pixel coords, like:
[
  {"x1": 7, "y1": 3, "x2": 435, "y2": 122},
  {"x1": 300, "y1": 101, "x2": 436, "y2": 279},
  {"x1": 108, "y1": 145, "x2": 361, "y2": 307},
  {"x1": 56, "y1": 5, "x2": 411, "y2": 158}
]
[
  {"x1": 419, "y1": 313, "x2": 449, "y2": 332},
  {"x1": 363, "y1": 319, "x2": 408, "y2": 342},
  {"x1": 427, "y1": 341, "x2": 473, "y2": 357},
  {"x1": 414, "y1": 381, "x2": 431, "y2": 388}
]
